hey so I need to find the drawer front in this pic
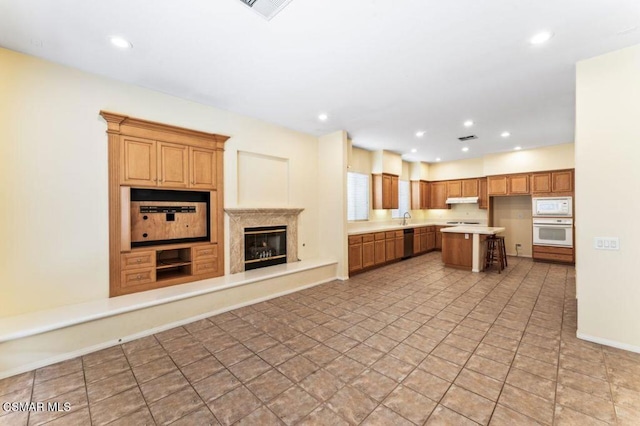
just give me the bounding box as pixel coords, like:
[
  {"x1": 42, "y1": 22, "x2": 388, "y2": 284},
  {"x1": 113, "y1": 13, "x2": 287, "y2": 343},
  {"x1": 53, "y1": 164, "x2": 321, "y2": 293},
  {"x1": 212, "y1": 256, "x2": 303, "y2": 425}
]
[
  {"x1": 374, "y1": 232, "x2": 386, "y2": 241},
  {"x1": 385, "y1": 231, "x2": 396, "y2": 239},
  {"x1": 426, "y1": 226, "x2": 435, "y2": 232},
  {"x1": 395, "y1": 231, "x2": 403, "y2": 238},
  {"x1": 533, "y1": 245, "x2": 574, "y2": 255},
  {"x1": 193, "y1": 260, "x2": 218, "y2": 275},
  {"x1": 533, "y1": 251, "x2": 573, "y2": 263},
  {"x1": 193, "y1": 244, "x2": 217, "y2": 261},
  {"x1": 121, "y1": 251, "x2": 155, "y2": 270},
  {"x1": 362, "y1": 234, "x2": 375, "y2": 243},
  {"x1": 121, "y1": 268, "x2": 155, "y2": 288},
  {"x1": 349, "y1": 235, "x2": 362, "y2": 245}
]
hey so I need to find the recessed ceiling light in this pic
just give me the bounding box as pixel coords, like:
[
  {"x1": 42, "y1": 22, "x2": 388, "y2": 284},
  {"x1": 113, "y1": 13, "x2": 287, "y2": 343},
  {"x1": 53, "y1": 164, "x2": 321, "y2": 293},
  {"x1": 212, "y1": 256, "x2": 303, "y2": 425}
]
[
  {"x1": 415, "y1": 131, "x2": 425, "y2": 137},
  {"x1": 410, "y1": 148, "x2": 417, "y2": 153},
  {"x1": 530, "y1": 31, "x2": 553, "y2": 45},
  {"x1": 462, "y1": 147, "x2": 469, "y2": 152},
  {"x1": 463, "y1": 120, "x2": 474, "y2": 127},
  {"x1": 109, "y1": 36, "x2": 132, "y2": 49},
  {"x1": 318, "y1": 113, "x2": 328, "y2": 121},
  {"x1": 501, "y1": 131, "x2": 511, "y2": 138},
  {"x1": 435, "y1": 157, "x2": 441, "y2": 162},
  {"x1": 514, "y1": 146, "x2": 522, "y2": 151}
]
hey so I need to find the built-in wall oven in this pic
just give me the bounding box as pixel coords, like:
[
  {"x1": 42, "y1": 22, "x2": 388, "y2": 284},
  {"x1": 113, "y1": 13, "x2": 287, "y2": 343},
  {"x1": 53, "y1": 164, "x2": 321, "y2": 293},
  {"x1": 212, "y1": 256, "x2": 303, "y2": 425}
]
[{"x1": 533, "y1": 218, "x2": 573, "y2": 247}]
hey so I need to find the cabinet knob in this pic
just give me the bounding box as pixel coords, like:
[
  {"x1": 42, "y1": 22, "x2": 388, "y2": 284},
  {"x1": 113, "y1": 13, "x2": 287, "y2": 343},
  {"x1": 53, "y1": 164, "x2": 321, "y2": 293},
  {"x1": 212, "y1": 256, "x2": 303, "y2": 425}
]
[
  {"x1": 136, "y1": 259, "x2": 141, "y2": 263},
  {"x1": 136, "y1": 274, "x2": 141, "y2": 279},
  {"x1": 203, "y1": 250, "x2": 209, "y2": 254}
]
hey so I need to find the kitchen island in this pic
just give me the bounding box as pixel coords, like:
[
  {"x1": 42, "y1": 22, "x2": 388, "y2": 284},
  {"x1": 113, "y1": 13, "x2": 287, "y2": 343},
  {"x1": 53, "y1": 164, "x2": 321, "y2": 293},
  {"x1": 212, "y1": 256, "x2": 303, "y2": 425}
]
[{"x1": 440, "y1": 226, "x2": 505, "y2": 272}]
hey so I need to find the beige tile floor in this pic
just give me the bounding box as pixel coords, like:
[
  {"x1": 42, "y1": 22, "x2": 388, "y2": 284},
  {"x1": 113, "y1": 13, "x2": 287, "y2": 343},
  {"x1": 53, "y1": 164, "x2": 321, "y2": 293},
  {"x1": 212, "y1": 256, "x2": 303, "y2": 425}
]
[{"x1": 2, "y1": 253, "x2": 640, "y2": 425}]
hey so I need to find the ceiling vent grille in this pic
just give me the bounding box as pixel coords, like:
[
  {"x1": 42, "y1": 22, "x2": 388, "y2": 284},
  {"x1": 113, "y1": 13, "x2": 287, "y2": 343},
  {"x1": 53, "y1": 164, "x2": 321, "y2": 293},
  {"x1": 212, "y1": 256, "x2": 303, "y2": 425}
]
[
  {"x1": 238, "y1": 0, "x2": 294, "y2": 20},
  {"x1": 458, "y1": 135, "x2": 478, "y2": 141}
]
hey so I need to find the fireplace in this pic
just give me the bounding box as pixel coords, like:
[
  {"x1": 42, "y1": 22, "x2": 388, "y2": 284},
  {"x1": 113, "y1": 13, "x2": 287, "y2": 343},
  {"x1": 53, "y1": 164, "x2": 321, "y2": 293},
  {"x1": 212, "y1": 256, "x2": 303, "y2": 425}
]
[
  {"x1": 225, "y1": 208, "x2": 303, "y2": 273},
  {"x1": 244, "y1": 226, "x2": 287, "y2": 270}
]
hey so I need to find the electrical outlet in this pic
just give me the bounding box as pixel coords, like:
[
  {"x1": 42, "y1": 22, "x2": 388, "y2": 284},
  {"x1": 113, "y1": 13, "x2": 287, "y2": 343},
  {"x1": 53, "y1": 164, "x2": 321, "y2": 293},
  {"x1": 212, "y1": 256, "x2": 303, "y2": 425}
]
[{"x1": 516, "y1": 243, "x2": 522, "y2": 248}]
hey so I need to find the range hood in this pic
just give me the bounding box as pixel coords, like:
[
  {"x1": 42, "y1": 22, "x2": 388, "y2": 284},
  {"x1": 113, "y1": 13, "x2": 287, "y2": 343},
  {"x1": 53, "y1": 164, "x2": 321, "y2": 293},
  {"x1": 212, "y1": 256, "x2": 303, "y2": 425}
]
[{"x1": 446, "y1": 197, "x2": 479, "y2": 204}]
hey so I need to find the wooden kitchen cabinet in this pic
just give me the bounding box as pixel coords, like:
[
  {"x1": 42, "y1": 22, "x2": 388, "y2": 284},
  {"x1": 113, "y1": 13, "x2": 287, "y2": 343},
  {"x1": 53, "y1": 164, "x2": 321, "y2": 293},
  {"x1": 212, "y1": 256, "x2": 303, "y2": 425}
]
[
  {"x1": 420, "y1": 230, "x2": 428, "y2": 253},
  {"x1": 373, "y1": 173, "x2": 399, "y2": 209},
  {"x1": 395, "y1": 232, "x2": 404, "y2": 259},
  {"x1": 362, "y1": 234, "x2": 375, "y2": 268},
  {"x1": 533, "y1": 245, "x2": 574, "y2": 264},
  {"x1": 531, "y1": 172, "x2": 551, "y2": 193},
  {"x1": 413, "y1": 229, "x2": 421, "y2": 254},
  {"x1": 488, "y1": 174, "x2": 529, "y2": 195},
  {"x1": 446, "y1": 180, "x2": 462, "y2": 198},
  {"x1": 508, "y1": 174, "x2": 530, "y2": 194},
  {"x1": 531, "y1": 169, "x2": 573, "y2": 195},
  {"x1": 348, "y1": 236, "x2": 363, "y2": 273},
  {"x1": 410, "y1": 180, "x2": 430, "y2": 209},
  {"x1": 158, "y1": 142, "x2": 189, "y2": 188},
  {"x1": 435, "y1": 226, "x2": 445, "y2": 250},
  {"x1": 552, "y1": 170, "x2": 573, "y2": 193},
  {"x1": 487, "y1": 176, "x2": 508, "y2": 196},
  {"x1": 374, "y1": 233, "x2": 386, "y2": 264},
  {"x1": 429, "y1": 182, "x2": 450, "y2": 209},
  {"x1": 462, "y1": 179, "x2": 479, "y2": 197},
  {"x1": 478, "y1": 178, "x2": 488, "y2": 209},
  {"x1": 121, "y1": 136, "x2": 157, "y2": 186},
  {"x1": 425, "y1": 227, "x2": 436, "y2": 251},
  {"x1": 190, "y1": 147, "x2": 217, "y2": 189},
  {"x1": 385, "y1": 232, "x2": 396, "y2": 261}
]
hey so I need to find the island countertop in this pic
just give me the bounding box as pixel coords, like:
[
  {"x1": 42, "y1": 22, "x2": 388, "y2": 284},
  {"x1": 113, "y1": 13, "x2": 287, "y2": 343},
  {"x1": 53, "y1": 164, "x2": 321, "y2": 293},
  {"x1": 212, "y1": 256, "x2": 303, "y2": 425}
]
[{"x1": 440, "y1": 226, "x2": 505, "y2": 235}]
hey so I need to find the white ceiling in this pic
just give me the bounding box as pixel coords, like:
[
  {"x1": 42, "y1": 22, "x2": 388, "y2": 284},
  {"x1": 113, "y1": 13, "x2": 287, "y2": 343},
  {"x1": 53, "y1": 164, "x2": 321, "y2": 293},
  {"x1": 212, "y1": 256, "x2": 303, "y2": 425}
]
[{"x1": 1, "y1": 0, "x2": 639, "y2": 162}]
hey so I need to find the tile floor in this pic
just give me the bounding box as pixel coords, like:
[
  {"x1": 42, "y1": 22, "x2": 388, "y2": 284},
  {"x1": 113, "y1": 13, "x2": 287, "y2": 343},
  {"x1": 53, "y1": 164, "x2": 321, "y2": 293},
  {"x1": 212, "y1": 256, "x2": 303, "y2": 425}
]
[{"x1": 2, "y1": 253, "x2": 640, "y2": 425}]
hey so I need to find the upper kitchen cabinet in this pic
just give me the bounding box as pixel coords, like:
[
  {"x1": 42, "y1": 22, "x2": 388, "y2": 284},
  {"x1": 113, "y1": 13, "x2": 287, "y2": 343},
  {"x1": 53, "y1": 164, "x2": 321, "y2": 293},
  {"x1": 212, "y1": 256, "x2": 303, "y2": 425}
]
[
  {"x1": 429, "y1": 181, "x2": 450, "y2": 209},
  {"x1": 531, "y1": 169, "x2": 574, "y2": 195},
  {"x1": 478, "y1": 178, "x2": 488, "y2": 209},
  {"x1": 487, "y1": 174, "x2": 530, "y2": 196},
  {"x1": 158, "y1": 142, "x2": 189, "y2": 188},
  {"x1": 462, "y1": 179, "x2": 479, "y2": 197},
  {"x1": 410, "y1": 180, "x2": 430, "y2": 209},
  {"x1": 121, "y1": 136, "x2": 157, "y2": 186},
  {"x1": 372, "y1": 173, "x2": 399, "y2": 209},
  {"x1": 446, "y1": 180, "x2": 462, "y2": 198},
  {"x1": 190, "y1": 147, "x2": 217, "y2": 189}
]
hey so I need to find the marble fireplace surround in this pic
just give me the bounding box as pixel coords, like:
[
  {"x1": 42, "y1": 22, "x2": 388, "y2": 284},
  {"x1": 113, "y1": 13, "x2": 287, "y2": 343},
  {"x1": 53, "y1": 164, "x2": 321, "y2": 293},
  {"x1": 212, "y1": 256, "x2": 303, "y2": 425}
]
[{"x1": 226, "y1": 208, "x2": 304, "y2": 274}]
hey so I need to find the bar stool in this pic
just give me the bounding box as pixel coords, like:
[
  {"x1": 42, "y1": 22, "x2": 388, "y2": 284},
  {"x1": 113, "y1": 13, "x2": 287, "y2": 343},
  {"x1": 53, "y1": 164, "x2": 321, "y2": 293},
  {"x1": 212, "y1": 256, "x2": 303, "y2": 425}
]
[
  {"x1": 496, "y1": 235, "x2": 508, "y2": 268},
  {"x1": 485, "y1": 235, "x2": 506, "y2": 273}
]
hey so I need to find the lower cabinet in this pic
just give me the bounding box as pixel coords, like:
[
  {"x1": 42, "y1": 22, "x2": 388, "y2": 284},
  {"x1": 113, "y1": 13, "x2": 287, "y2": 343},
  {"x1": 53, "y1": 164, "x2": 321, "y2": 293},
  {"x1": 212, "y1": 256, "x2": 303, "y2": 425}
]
[
  {"x1": 119, "y1": 243, "x2": 219, "y2": 294},
  {"x1": 532, "y1": 245, "x2": 574, "y2": 264},
  {"x1": 349, "y1": 227, "x2": 437, "y2": 275}
]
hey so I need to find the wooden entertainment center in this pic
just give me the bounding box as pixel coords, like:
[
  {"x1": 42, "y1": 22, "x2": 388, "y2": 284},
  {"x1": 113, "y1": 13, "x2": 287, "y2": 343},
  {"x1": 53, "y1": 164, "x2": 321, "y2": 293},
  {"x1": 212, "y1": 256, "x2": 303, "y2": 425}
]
[{"x1": 101, "y1": 112, "x2": 228, "y2": 297}]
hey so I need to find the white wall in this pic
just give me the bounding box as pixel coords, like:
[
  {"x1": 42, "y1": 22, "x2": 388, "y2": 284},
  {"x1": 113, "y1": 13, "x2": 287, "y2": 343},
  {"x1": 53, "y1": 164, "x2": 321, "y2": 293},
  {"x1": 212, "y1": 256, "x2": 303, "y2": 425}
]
[
  {"x1": 492, "y1": 196, "x2": 533, "y2": 257},
  {"x1": 483, "y1": 143, "x2": 574, "y2": 175},
  {"x1": 0, "y1": 48, "x2": 326, "y2": 317},
  {"x1": 575, "y1": 44, "x2": 640, "y2": 351},
  {"x1": 317, "y1": 132, "x2": 349, "y2": 279}
]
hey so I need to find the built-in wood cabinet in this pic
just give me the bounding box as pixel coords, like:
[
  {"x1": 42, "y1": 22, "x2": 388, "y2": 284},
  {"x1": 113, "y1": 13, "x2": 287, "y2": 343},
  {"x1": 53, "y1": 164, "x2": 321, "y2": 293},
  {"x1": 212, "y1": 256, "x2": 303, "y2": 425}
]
[
  {"x1": 446, "y1": 181, "x2": 462, "y2": 198},
  {"x1": 362, "y1": 235, "x2": 375, "y2": 268},
  {"x1": 435, "y1": 226, "x2": 445, "y2": 250},
  {"x1": 531, "y1": 169, "x2": 573, "y2": 195},
  {"x1": 429, "y1": 182, "x2": 450, "y2": 209},
  {"x1": 395, "y1": 232, "x2": 404, "y2": 260},
  {"x1": 374, "y1": 233, "x2": 386, "y2": 264},
  {"x1": 348, "y1": 236, "x2": 363, "y2": 273},
  {"x1": 478, "y1": 178, "x2": 488, "y2": 209},
  {"x1": 373, "y1": 173, "x2": 399, "y2": 209},
  {"x1": 411, "y1": 180, "x2": 430, "y2": 210},
  {"x1": 462, "y1": 179, "x2": 479, "y2": 197},
  {"x1": 121, "y1": 136, "x2": 216, "y2": 190},
  {"x1": 385, "y1": 231, "x2": 396, "y2": 261},
  {"x1": 488, "y1": 174, "x2": 529, "y2": 196},
  {"x1": 101, "y1": 111, "x2": 228, "y2": 297},
  {"x1": 533, "y1": 245, "x2": 574, "y2": 264}
]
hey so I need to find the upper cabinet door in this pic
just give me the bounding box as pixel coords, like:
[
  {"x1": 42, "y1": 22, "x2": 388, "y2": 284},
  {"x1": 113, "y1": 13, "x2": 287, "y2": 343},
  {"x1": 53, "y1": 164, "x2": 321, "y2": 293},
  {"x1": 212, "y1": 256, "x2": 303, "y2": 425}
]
[
  {"x1": 508, "y1": 175, "x2": 530, "y2": 194},
  {"x1": 121, "y1": 136, "x2": 157, "y2": 186},
  {"x1": 531, "y1": 172, "x2": 551, "y2": 193},
  {"x1": 487, "y1": 176, "x2": 508, "y2": 196},
  {"x1": 478, "y1": 178, "x2": 488, "y2": 209},
  {"x1": 551, "y1": 170, "x2": 573, "y2": 193},
  {"x1": 391, "y1": 175, "x2": 399, "y2": 209},
  {"x1": 462, "y1": 179, "x2": 479, "y2": 197},
  {"x1": 446, "y1": 180, "x2": 462, "y2": 198},
  {"x1": 158, "y1": 142, "x2": 189, "y2": 188},
  {"x1": 190, "y1": 147, "x2": 217, "y2": 189}
]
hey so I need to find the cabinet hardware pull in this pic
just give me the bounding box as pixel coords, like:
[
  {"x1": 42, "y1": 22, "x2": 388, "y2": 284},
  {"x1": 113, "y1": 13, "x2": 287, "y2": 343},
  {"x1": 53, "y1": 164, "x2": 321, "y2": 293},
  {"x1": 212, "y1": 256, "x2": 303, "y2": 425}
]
[
  {"x1": 136, "y1": 259, "x2": 141, "y2": 263},
  {"x1": 136, "y1": 274, "x2": 141, "y2": 279}
]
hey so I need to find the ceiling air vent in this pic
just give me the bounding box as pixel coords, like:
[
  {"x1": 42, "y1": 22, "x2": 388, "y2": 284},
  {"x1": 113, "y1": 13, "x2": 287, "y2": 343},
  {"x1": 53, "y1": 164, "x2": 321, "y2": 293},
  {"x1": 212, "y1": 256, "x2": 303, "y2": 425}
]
[
  {"x1": 458, "y1": 135, "x2": 478, "y2": 141},
  {"x1": 238, "y1": 0, "x2": 295, "y2": 20}
]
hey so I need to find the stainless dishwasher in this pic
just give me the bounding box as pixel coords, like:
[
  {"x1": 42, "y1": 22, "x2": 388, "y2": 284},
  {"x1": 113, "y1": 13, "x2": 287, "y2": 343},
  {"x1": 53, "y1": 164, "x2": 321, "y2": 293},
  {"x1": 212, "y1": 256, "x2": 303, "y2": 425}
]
[{"x1": 403, "y1": 228, "x2": 414, "y2": 259}]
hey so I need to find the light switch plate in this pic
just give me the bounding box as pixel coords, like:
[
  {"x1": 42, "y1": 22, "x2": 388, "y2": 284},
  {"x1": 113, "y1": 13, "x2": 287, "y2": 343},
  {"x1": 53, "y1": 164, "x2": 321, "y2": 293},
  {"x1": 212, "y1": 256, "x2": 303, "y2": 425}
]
[{"x1": 594, "y1": 237, "x2": 620, "y2": 250}]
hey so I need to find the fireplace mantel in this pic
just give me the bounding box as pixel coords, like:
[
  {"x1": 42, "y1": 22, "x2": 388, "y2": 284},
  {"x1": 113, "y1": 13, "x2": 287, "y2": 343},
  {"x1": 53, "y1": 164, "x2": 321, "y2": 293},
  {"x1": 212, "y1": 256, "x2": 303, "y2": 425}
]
[{"x1": 225, "y1": 208, "x2": 304, "y2": 273}]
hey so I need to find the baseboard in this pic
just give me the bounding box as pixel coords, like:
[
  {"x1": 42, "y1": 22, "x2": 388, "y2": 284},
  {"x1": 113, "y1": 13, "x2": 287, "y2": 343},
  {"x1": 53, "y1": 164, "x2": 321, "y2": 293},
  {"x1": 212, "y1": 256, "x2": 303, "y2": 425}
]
[{"x1": 577, "y1": 331, "x2": 640, "y2": 354}]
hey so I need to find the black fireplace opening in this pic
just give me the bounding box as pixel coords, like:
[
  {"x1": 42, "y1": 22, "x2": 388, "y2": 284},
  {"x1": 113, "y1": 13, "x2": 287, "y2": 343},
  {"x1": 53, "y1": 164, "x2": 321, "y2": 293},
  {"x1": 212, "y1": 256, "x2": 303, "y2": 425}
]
[{"x1": 244, "y1": 226, "x2": 287, "y2": 271}]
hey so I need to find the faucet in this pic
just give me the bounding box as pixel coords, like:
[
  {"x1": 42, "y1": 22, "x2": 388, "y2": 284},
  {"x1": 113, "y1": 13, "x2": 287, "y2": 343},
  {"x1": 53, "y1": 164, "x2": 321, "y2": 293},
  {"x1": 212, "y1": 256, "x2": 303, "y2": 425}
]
[{"x1": 402, "y1": 211, "x2": 412, "y2": 226}]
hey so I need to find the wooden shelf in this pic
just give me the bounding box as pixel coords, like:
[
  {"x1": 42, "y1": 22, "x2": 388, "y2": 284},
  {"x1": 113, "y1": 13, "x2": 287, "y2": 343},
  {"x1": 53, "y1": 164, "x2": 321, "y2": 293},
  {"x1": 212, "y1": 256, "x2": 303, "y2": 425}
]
[{"x1": 156, "y1": 258, "x2": 192, "y2": 270}]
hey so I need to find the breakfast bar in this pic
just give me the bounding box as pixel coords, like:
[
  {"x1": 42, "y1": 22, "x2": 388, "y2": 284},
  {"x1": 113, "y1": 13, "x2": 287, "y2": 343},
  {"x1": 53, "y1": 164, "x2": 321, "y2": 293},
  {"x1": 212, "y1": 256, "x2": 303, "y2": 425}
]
[{"x1": 440, "y1": 226, "x2": 506, "y2": 272}]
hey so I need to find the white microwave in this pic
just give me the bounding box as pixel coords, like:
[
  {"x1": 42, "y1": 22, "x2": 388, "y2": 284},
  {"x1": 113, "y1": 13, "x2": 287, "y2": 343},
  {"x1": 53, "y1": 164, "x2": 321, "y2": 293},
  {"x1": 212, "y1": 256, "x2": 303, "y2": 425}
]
[{"x1": 532, "y1": 197, "x2": 572, "y2": 217}]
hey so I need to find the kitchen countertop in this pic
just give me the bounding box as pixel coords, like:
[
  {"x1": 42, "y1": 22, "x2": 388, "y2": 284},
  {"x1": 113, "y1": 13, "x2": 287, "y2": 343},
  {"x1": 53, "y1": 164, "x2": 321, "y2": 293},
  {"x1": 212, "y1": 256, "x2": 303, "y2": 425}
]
[
  {"x1": 440, "y1": 226, "x2": 505, "y2": 235},
  {"x1": 348, "y1": 221, "x2": 487, "y2": 235}
]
